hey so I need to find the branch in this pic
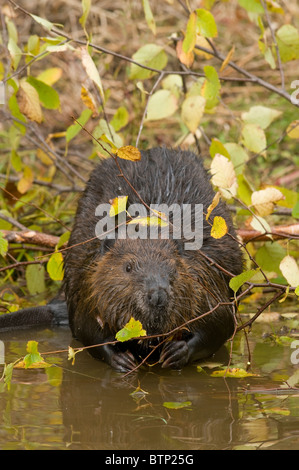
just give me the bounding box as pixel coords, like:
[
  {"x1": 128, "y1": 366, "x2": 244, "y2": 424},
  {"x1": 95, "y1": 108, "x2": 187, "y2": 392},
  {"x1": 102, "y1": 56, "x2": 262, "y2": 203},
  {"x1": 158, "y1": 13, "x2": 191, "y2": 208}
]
[
  {"x1": 238, "y1": 224, "x2": 299, "y2": 243},
  {"x1": 2, "y1": 223, "x2": 298, "y2": 251},
  {"x1": 1, "y1": 230, "x2": 61, "y2": 249}
]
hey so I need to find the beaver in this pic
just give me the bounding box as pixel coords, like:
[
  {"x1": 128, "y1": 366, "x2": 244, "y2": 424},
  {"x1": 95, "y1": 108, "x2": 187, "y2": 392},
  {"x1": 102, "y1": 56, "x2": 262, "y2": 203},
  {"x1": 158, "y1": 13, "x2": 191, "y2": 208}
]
[
  {"x1": 62, "y1": 147, "x2": 243, "y2": 372},
  {"x1": 0, "y1": 147, "x2": 242, "y2": 372}
]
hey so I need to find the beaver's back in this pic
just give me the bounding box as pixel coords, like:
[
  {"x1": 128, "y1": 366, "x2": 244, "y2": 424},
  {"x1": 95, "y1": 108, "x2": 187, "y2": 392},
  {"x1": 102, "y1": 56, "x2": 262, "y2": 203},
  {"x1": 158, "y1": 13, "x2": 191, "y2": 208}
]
[{"x1": 68, "y1": 147, "x2": 242, "y2": 276}]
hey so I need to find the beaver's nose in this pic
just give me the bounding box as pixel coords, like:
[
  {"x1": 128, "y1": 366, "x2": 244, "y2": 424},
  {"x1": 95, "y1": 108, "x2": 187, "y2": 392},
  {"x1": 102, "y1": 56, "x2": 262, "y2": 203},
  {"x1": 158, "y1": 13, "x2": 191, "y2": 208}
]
[{"x1": 147, "y1": 287, "x2": 169, "y2": 308}]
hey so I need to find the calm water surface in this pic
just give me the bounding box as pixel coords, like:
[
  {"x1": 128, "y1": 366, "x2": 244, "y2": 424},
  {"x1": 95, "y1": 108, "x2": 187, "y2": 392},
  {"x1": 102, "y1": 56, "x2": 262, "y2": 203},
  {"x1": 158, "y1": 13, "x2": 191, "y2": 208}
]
[{"x1": 0, "y1": 317, "x2": 299, "y2": 450}]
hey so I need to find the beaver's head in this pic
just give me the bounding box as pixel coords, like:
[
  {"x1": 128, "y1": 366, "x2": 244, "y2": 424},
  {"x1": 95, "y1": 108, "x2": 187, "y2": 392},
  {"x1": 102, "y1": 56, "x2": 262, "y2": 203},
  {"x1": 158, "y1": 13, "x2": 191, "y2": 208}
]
[{"x1": 87, "y1": 238, "x2": 199, "y2": 335}]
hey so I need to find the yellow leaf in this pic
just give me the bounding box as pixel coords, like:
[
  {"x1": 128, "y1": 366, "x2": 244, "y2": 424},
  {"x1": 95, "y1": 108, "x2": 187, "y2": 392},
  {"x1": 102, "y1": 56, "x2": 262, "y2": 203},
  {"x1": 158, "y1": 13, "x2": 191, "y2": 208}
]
[
  {"x1": 211, "y1": 368, "x2": 259, "y2": 378},
  {"x1": 279, "y1": 255, "x2": 299, "y2": 288},
  {"x1": 37, "y1": 67, "x2": 62, "y2": 85},
  {"x1": 17, "y1": 166, "x2": 34, "y2": 194},
  {"x1": 17, "y1": 80, "x2": 43, "y2": 123},
  {"x1": 251, "y1": 187, "x2": 285, "y2": 216},
  {"x1": 14, "y1": 360, "x2": 51, "y2": 369},
  {"x1": 181, "y1": 95, "x2": 206, "y2": 133},
  {"x1": 210, "y1": 153, "x2": 238, "y2": 199},
  {"x1": 286, "y1": 120, "x2": 299, "y2": 139},
  {"x1": 109, "y1": 196, "x2": 128, "y2": 216},
  {"x1": 206, "y1": 191, "x2": 221, "y2": 220},
  {"x1": 81, "y1": 86, "x2": 98, "y2": 116},
  {"x1": 194, "y1": 35, "x2": 213, "y2": 59},
  {"x1": 116, "y1": 317, "x2": 147, "y2": 342},
  {"x1": 80, "y1": 47, "x2": 104, "y2": 100},
  {"x1": 36, "y1": 148, "x2": 54, "y2": 166},
  {"x1": 211, "y1": 216, "x2": 228, "y2": 239},
  {"x1": 220, "y1": 45, "x2": 235, "y2": 72},
  {"x1": 128, "y1": 216, "x2": 168, "y2": 227},
  {"x1": 115, "y1": 145, "x2": 141, "y2": 161},
  {"x1": 176, "y1": 39, "x2": 194, "y2": 68}
]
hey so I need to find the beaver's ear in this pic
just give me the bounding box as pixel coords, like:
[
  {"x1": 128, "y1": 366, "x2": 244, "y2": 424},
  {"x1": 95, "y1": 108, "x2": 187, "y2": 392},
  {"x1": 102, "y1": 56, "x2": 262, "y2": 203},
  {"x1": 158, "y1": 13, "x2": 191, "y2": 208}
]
[{"x1": 100, "y1": 237, "x2": 116, "y2": 254}]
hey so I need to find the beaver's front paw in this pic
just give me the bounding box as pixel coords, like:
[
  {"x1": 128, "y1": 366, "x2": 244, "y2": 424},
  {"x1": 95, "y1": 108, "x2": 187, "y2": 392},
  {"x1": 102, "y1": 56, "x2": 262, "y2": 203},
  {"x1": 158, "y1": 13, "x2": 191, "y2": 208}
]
[
  {"x1": 160, "y1": 341, "x2": 189, "y2": 370},
  {"x1": 109, "y1": 350, "x2": 138, "y2": 373}
]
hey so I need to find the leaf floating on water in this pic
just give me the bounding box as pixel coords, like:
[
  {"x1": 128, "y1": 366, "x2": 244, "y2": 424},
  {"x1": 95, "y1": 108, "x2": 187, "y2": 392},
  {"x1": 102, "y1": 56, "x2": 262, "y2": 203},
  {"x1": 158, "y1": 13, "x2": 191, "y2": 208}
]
[
  {"x1": 163, "y1": 401, "x2": 192, "y2": 410},
  {"x1": 211, "y1": 368, "x2": 259, "y2": 378},
  {"x1": 15, "y1": 340, "x2": 51, "y2": 369}
]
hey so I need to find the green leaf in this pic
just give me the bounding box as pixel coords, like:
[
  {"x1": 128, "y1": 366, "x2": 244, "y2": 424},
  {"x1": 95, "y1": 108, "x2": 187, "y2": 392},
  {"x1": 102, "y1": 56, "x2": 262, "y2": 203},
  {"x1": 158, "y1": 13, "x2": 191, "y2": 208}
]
[
  {"x1": 229, "y1": 269, "x2": 260, "y2": 293},
  {"x1": 163, "y1": 401, "x2": 192, "y2": 409},
  {"x1": 0, "y1": 232, "x2": 8, "y2": 257},
  {"x1": 209, "y1": 139, "x2": 231, "y2": 159},
  {"x1": 237, "y1": 174, "x2": 253, "y2": 206},
  {"x1": 181, "y1": 95, "x2": 206, "y2": 133},
  {"x1": 241, "y1": 123, "x2": 267, "y2": 155},
  {"x1": 110, "y1": 107, "x2": 129, "y2": 132},
  {"x1": 196, "y1": 9, "x2": 218, "y2": 38},
  {"x1": 47, "y1": 252, "x2": 64, "y2": 281},
  {"x1": 224, "y1": 143, "x2": 249, "y2": 175},
  {"x1": 241, "y1": 106, "x2": 282, "y2": 130},
  {"x1": 8, "y1": 94, "x2": 26, "y2": 134},
  {"x1": 142, "y1": 0, "x2": 156, "y2": 35},
  {"x1": 292, "y1": 200, "x2": 299, "y2": 219},
  {"x1": 146, "y1": 89, "x2": 178, "y2": 121},
  {"x1": 26, "y1": 264, "x2": 46, "y2": 295},
  {"x1": 93, "y1": 118, "x2": 123, "y2": 151},
  {"x1": 2, "y1": 363, "x2": 14, "y2": 391},
  {"x1": 56, "y1": 231, "x2": 71, "y2": 250},
  {"x1": 115, "y1": 317, "x2": 147, "y2": 342},
  {"x1": 66, "y1": 108, "x2": 92, "y2": 143},
  {"x1": 5, "y1": 18, "x2": 22, "y2": 70},
  {"x1": 162, "y1": 74, "x2": 183, "y2": 97},
  {"x1": 183, "y1": 11, "x2": 197, "y2": 54},
  {"x1": 276, "y1": 25, "x2": 299, "y2": 62},
  {"x1": 79, "y1": 0, "x2": 91, "y2": 30},
  {"x1": 7, "y1": 37, "x2": 22, "y2": 70},
  {"x1": 272, "y1": 186, "x2": 298, "y2": 209},
  {"x1": 26, "y1": 76, "x2": 60, "y2": 110},
  {"x1": 30, "y1": 14, "x2": 55, "y2": 32},
  {"x1": 20, "y1": 341, "x2": 51, "y2": 369},
  {"x1": 238, "y1": 0, "x2": 264, "y2": 14},
  {"x1": 201, "y1": 65, "x2": 220, "y2": 109},
  {"x1": 255, "y1": 242, "x2": 286, "y2": 274},
  {"x1": 129, "y1": 44, "x2": 168, "y2": 80}
]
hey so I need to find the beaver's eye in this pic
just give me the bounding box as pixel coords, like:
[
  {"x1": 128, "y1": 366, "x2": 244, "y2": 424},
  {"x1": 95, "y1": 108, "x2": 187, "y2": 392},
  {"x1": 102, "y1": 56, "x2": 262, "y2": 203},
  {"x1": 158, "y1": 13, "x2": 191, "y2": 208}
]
[{"x1": 125, "y1": 263, "x2": 133, "y2": 273}]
